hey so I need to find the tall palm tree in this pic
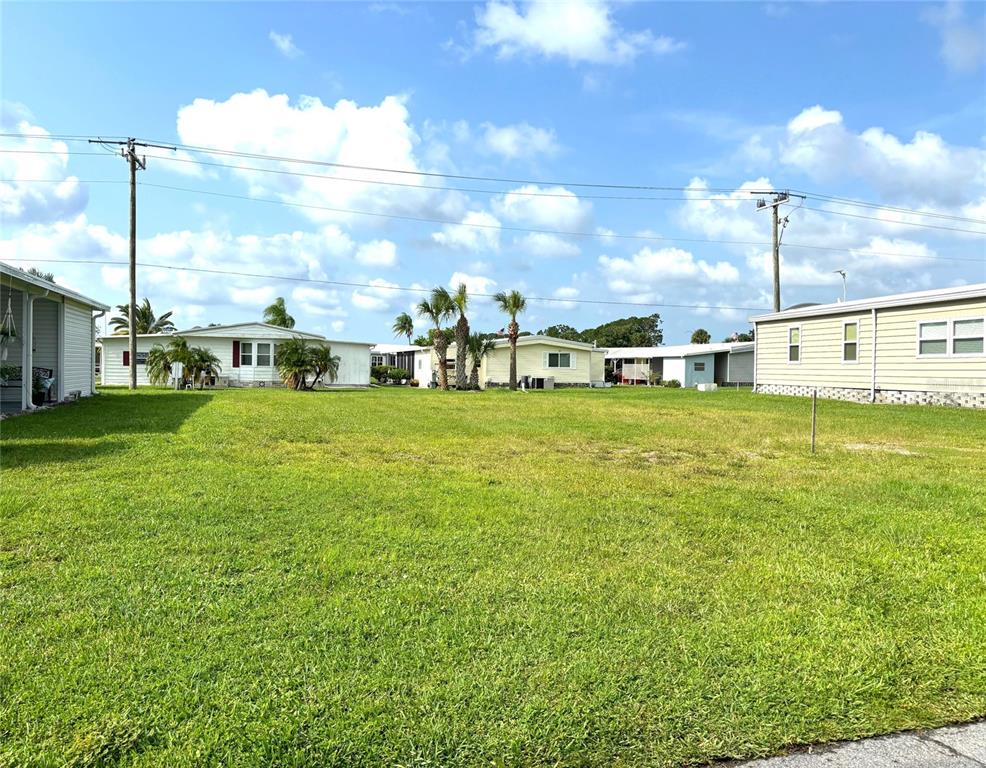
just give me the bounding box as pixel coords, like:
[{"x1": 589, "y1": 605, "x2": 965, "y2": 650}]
[
  {"x1": 451, "y1": 283, "x2": 470, "y2": 390},
  {"x1": 493, "y1": 290, "x2": 527, "y2": 391},
  {"x1": 416, "y1": 288, "x2": 456, "y2": 390},
  {"x1": 263, "y1": 297, "x2": 295, "y2": 328},
  {"x1": 466, "y1": 333, "x2": 496, "y2": 390},
  {"x1": 392, "y1": 312, "x2": 414, "y2": 344},
  {"x1": 109, "y1": 298, "x2": 176, "y2": 335}
]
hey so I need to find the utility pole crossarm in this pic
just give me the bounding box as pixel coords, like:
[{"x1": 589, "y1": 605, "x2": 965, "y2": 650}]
[{"x1": 753, "y1": 190, "x2": 806, "y2": 312}]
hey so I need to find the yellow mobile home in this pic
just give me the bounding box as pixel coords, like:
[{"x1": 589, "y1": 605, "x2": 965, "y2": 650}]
[
  {"x1": 430, "y1": 335, "x2": 607, "y2": 389},
  {"x1": 750, "y1": 284, "x2": 986, "y2": 408}
]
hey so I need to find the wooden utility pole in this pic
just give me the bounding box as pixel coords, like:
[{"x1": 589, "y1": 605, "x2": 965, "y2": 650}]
[
  {"x1": 754, "y1": 191, "x2": 804, "y2": 313},
  {"x1": 90, "y1": 138, "x2": 174, "y2": 389}
]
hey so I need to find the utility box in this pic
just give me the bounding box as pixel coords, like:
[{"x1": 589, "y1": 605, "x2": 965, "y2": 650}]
[
  {"x1": 696, "y1": 382, "x2": 718, "y2": 392},
  {"x1": 544, "y1": 377, "x2": 555, "y2": 390}
]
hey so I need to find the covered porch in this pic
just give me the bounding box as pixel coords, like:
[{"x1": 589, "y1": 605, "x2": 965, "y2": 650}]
[{"x1": 0, "y1": 264, "x2": 108, "y2": 414}]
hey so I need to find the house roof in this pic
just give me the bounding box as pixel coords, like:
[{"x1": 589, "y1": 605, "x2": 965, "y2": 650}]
[
  {"x1": 1, "y1": 261, "x2": 110, "y2": 310},
  {"x1": 176, "y1": 321, "x2": 327, "y2": 339},
  {"x1": 99, "y1": 322, "x2": 374, "y2": 347},
  {"x1": 427, "y1": 334, "x2": 605, "y2": 353},
  {"x1": 371, "y1": 343, "x2": 426, "y2": 353},
  {"x1": 749, "y1": 283, "x2": 986, "y2": 323},
  {"x1": 605, "y1": 342, "x2": 753, "y2": 359}
]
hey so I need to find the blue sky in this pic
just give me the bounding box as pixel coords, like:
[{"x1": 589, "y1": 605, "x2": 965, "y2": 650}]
[{"x1": 2, "y1": 0, "x2": 984, "y2": 343}]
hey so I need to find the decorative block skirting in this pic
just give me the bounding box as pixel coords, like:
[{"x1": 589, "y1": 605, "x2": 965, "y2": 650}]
[
  {"x1": 755, "y1": 383, "x2": 986, "y2": 409},
  {"x1": 484, "y1": 381, "x2": 591, "y2": 389}
]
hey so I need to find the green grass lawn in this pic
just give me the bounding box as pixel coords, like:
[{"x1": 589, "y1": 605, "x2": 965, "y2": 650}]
[{"x1": 1, "y1": 387, "x2": 985, "y2": 767}]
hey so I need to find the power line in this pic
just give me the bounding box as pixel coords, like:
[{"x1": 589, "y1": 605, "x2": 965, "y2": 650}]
[
  {"x1": 0, "y1": 257, "x2": 770, "y2": 311},
  {"x1": 137, "y1": 180, "x2": 986, "y2": 263},
  {"x1": 800, "y1": 205, "x2": 986, "y2": 236},
  {"x1": 5, "y1": 138, "x2": 986, "y2": 224},
  {"x1": 792, "y1": 188, "x2": 986, "y2": 225},
  {"x1": 2, "y1": 173, "x2": 981, "y2": 262}
]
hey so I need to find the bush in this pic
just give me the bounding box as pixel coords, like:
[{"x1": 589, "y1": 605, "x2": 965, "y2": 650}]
[
  {"x1": 371, "y1": 364, "x2": 390, "y2": 381},
  {"x1": 409, "y1": 379, "x2": 419, "y2": 388},
  {"x1": 388, "y1": 367, "x2": 409, "y2": 384},
  {"x1": 663, "y1": 378, "x2": 681, "y2": 388},
  {"x1": 371, "y1": 365, "x2": 411, "y2": 384}
]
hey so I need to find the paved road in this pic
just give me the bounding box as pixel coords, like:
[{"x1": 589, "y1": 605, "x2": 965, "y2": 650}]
[{"x1": 729, "y1": 721, "x2": 986, "y2": 767}]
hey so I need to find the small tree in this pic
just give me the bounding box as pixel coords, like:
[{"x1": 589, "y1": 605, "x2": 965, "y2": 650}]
[
  {"x1": 110, "y1": 298, "x2": 176, "y2": 335},
  {"x1": 690, "y1": 328, "x2": 711, "y2": 344},
  {"x1": 392, "y1": 312, "x2": 414, "y2": 344},
  {"x1": 26, "y1": 267, "x2": 55, "y2": 282},
  {"x1": 466, "y1": 333, "x2": 496, "y2": 390},
  {"x1": 263, "y1": 297, "x2": 295, "y2": 329},
  {"x1": 416, "y1": 289, "x2": 456, "y2": 391},
  {"x1": 275, "y1": 338, "x2": 341, "y2": 390}
]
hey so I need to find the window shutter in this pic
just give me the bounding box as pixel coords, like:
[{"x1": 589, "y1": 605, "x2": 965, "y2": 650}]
[
  {"x1": 543, "y1": 352, "x2": 549, "y2": 368},
  {"x1": 123, "y1": 351, "x2": 130, "y2": 367},
  {"x1": 569, "y1": 352, "x2": 577, "y2": 368},
  {"x1": 232, "y1": 340, "x2": 240, "y2": 368}
]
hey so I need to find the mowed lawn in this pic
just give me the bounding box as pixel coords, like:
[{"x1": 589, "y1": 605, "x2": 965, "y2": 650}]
[{"x1": 1, "y1": 388, "x2": 985, "y2": 767}]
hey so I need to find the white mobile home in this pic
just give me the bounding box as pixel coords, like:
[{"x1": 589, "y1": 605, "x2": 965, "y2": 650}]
[
  {"x1": 429, "y1": 335, "x2": 607, "y2": 389},
  {"x1": 0, "y1": 262, "x2": 109, "y2": 414},
  {"x1": 606, "y1": 342, "x2": 754, "y2": 387},
  {"x1": 370, "y1": 343, "x2": 431, "y2": 386},
  {"x1": 100, "y1": 322, "x2": 373, "y2": 388},
  {"x1": 750, "y1": 284, "x2": 986, "y2": 408}
]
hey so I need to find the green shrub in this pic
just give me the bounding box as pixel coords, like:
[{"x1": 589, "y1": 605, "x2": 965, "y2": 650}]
[{"x1": 663, "y1": 378, "x2": 681, "y2": 388}]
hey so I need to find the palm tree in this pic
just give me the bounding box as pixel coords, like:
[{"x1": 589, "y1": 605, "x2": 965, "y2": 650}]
[
  {"x1": 26, "y1": 267, "x2": 55, "y2": 282},
  {"x1": 274, "y1": 337, "x2": 340, "y2": 390},
  {"x1": 275, "y1": 337, "x2": 312, "y2": 390},
  {"x1": 145, "y1": 344, "x2": 174, "y2": 386},
  {"x1": 451, "y1": 283, "x2": 470, "y2": 390},
  {"x1": 109, "y1": 298, "x2": 176, "y2": 335},
  {"x1": 186, "y1": 346, "x2": 222, "y2": 390},
  {"x1": 308, "y1": 344, "x2": 341, "y2": 388},
  {"x1": 263, "y1": 297, "x2": 295, "y2": 328},
  {"x1": 392, "y1": 312, "x2": 414, "y2": 344},
  {"x1": 493, "y1": 290, "x2": 527, "y2": 391},
  {"x1": 466, "y1": 333, "x2": 496, "y2": 390},
  {"x1": 416, "y1": 288, "x2": 456, "y2": 390}
]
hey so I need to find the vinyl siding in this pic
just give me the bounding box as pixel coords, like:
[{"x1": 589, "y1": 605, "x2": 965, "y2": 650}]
[
  {"x1": 727, "y1": 350, "x2": 754, "y2": 384},
  {"x1": 684, "y1": 353, "x2": 715, "y2": 388},
  {"x1": 63, "y1": 300, "x2": 95, "y2": 395},
  {"x1": 484, "y1": 343, "x2": 593, "y2": 386},
  {"x1": 101, "y1": 335, "x2": 371, "y2": 387},
  {"x1": 436, "y1": 342, "x2": 603, "y2": 388},
  {"x1": 663, "y1": 358, "x2": 685, "y2": 384},
  {"x1": 755, "y1": 297, "x2": 986, "y2": 394}
]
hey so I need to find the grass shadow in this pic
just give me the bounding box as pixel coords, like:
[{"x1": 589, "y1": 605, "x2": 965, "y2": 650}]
[{"x1": 0, "y1": 390, "x2": 214, "y2": 441}]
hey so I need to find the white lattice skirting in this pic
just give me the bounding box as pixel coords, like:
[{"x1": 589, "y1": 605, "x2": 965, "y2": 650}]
[{"x1": 755, "y1": 383, "x2": 986, "y2": 409}]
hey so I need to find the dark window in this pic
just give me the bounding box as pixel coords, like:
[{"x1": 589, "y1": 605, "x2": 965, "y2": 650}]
[{"x1": 694, "y1": 362, "x2": 705, "y2": 372}]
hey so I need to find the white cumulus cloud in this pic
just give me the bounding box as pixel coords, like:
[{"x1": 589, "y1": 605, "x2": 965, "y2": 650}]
[
  {"x1": 474, "y1": 0, "x2": 685, "y2": 65},
  {"x1": 355, "y1": 239, "x2": 398, "y2": 267}
]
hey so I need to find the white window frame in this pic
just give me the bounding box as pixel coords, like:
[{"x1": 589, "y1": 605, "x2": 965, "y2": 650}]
[
  {"x1": 240, "y1": 341, "x2": 253, "y2": 367},
  {"x1": 256, "y1": 342, "x2": 272, "y2": 367},
  {"x1": 915, "y1": 317, "x2": 984, "y2": 359},
  {"x1": 787, "y1": 324, "x2": 802, "y2": 365},
  {"x1": 544, "y1": 351, "x2": 576, "y2": 369},
  {"x1": 951, "y1": 317, "x2": 985, "y2": 357},
  {"x1": 841, "y1": 319, "x2": 859, "y2": 365},
  {"x1": 370, "y1": 354, "x2": 384, "y2": 366}
]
